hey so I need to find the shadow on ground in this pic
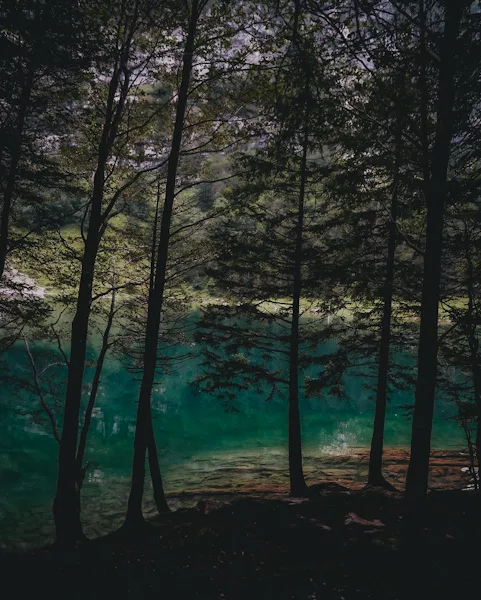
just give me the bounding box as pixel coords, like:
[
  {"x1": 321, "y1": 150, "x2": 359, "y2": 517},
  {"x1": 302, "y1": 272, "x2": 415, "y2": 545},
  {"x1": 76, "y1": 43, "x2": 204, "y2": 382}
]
[{"x1": 1, "y1": 484, "x2": 480, "y2": 599}]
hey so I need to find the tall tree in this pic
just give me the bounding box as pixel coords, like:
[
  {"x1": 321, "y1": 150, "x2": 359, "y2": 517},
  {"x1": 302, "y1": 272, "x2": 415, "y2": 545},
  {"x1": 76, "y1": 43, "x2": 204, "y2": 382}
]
[
  {"x1": 307, "y1": 0, "x2": 427, "y2": 489},
  {"x1": 53, "y1": 0, "x2": 167, "y2": 545},
  {"x1": 0, "y1": 0, "x2": 88, "y2": 281},
  {"x1": 436, "y1": 9, "x2": 481, "y2": 484},
  {"x1": 406, "y1": 0, "x2": 472, "y2": 501},
  {"x1": 367, "y1": 74, "x2": 405, "y2": 488},
  {"x1": 195, "y1": 0, "x2": 339, "y2": 496},
  {"x1": 125, "y1": 0, "x2": 206, "y2": 526},
  {"x1": 124, "y1": 0, "x2": 260, "y2": 524}
]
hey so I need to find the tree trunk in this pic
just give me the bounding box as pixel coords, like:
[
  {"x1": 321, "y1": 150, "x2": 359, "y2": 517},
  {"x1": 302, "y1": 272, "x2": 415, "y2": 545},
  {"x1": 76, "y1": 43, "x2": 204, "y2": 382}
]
[
  {"x1": 147, "y1": 417, "x2": 169, "y2": 513},
  {"x1": 406, "y1": 0, "x2": 466, "y2": 501},
  {"x1": 368, "y1": 77, "x2": 404, "y2": 488},
  {"x1": 419, "y1": 0, "x2": 431, "y2": 195},
  {"x1": 0, "y1": 63, "x2": 35, "y2": 280},
  {"x1": 75, "y1": 287, "x2": 116, "y2": 489},
  {"x1": 125, "y1": 1, "x2": 199, "y2": 526},
  {"x1": 368, "y1": 189, "x2": 398, "y2": 487},
  {"x1": 53, "y1": 206, "x2": 102, "y2": 545},
  {"x1": 288, "y1": 81, "x2": 309, "y2": 497},
  {"x1": 463, "y1": 236, "x2": 481, "y2": 487},
  {"x1": 468, "y1": 338, "x2": 481, "y2": 487},
  {"x1": 53, "y1": 54, "x2": 129, "y2": 545}
]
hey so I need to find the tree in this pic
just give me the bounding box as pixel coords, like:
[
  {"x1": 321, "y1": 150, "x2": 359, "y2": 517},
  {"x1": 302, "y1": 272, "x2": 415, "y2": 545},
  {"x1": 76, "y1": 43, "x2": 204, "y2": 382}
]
[
  {"x1": 0, "y1": 0, "x2": 89, "y2": 281},
  {"x1": 438, "y1": 184, "x2": 481, "y2": 488},
  {"x1": 306, "y1": 0, "x2": 426, "y2": 489},
  {"x1": 53, "y1": 0, "x2": 169, "y2": 545},
  {"x1": 196, "y1": 182, "x2": 215, "y2": 211},
  {"x1": 124, "y1": 0, "x2": 263, "y2": 524},
  {"x1": 125, "y1": 0, "x2": 207, "y2": 526},
  {"x1": 406, "y1": 0, "x2": 474, "y2": 501},
  {"x1": 194, "y1": 0, "x2": 341, "y2": 496},
  {"x1": 21, "y1": 276, "x2": 119, "y2": 492}
]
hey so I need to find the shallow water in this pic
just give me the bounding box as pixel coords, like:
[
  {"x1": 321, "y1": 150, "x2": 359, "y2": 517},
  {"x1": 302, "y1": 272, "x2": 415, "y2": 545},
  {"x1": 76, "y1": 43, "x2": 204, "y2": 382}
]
[{"x1": 0, "y1": 336, "x2": 468, "y2": 549}]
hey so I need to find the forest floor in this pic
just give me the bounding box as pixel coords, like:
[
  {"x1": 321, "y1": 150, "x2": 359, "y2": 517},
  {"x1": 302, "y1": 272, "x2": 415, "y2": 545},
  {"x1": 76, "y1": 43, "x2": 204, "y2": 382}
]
[{"x1": 1, "y1": 485, "x2": 480, "y2": 600}]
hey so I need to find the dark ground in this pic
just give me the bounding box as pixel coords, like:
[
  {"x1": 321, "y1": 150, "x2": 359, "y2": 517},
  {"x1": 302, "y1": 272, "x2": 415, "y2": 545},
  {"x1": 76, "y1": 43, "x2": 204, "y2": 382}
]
[{"x1": 1, "y1": 485, "x2": 480, "y2": 600}]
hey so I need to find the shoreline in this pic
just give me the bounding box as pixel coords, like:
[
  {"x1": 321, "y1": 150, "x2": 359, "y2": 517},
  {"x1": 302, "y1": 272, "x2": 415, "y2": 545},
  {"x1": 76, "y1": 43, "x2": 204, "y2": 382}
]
[
  {"x1": 1, "y1": 447, "x2": 471, "y2": 552},
  {"x1": 3, "y1": 483, "x2": 481, "y2": 600}
]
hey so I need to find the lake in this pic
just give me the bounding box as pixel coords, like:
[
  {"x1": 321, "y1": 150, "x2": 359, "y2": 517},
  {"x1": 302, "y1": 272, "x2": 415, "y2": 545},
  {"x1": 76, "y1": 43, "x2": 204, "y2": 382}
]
[{"x1": 0, "y1": 334, "x2": 469, "y2": 549}]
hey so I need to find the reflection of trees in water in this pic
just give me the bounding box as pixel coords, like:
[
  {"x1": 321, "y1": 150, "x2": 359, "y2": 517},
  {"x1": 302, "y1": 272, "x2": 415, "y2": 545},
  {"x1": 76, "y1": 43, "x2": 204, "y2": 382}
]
[{"x1": 90, "y1": 406, "x2": 133, "y2": 439}]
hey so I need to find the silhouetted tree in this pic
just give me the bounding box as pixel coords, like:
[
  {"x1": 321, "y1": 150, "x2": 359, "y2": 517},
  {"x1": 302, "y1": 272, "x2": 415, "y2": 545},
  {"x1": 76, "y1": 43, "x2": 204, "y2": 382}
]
[{"x1": 407, "y1": 0, "x2": 475, "y2": 502}]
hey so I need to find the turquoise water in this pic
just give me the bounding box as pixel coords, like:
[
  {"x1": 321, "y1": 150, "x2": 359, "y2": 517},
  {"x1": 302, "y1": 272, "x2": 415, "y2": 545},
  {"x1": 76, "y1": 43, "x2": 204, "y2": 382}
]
[{"x1": 0, "y1": 334, "x2": 464, "y2": 548}]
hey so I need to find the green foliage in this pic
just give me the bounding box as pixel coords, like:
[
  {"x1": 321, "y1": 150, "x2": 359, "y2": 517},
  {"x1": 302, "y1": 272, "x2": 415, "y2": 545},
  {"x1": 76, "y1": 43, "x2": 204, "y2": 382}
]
[{"x1": 1, "y1": 0, "x2": 481, "y2": 509}]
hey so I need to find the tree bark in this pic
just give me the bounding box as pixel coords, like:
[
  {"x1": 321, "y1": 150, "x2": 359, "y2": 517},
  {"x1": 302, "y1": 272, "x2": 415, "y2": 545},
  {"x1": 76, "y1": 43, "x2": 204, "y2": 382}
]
[
  {"x1": 368, "y1": 77, "x2": 404, "y2": 488},
  {"x1": 463, "y1": 234, "x2": 481, "y2": 486},
  {"x1": 368, "y1": 193, "x2": 398, "y2": 487},
  {"x1": 125, "y1": 1, "x2": 200, "y2": 525},
  {"x1": 75, "y1": 287, "x2": 116, "y2": 488},
  {"x1": 53, "y1": 226, "x2": 101, "y2": 544},
  {"x1": 147, "y1": 417, "x2": 169, "y2": 513},
  {"x1": 145, "y1": 181, "x2": 169, "y2": 514},
  {"x1": 406, "y1": 0, "x2": 466, "y2": 501},
  {"x1": 288, "y1": 81, "x2": 309, "y2": 497},
  {"x1": 53, "y1": 26, "x2": 133, "y2": 544}
]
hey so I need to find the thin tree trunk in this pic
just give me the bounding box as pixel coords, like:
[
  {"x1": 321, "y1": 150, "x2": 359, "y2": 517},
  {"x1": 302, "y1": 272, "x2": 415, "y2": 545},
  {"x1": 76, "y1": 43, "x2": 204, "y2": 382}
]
[
  {"x1": 368, "y1": 77, "x2": 404, "y2": 488},
  {"x1": 419, "y1": 0, "x2": 431, "y2": 197},
  {"x1": 368, "y1": 195, "x2": 398, "y2": 487},
  {"x1": 463, "y1": 235, "x2": 481, "y2": 486},
  {"x1": 75, "y1": 287, "x2": 117, "y2": 488},
  {"x1": 468, "y1": 339, "x2": 481, "y2": 487},
  {"x1": 147, "y1": 417, "x2": 169, "y2": 513},
  {"x1": 406, "y1": 0, "x2": 466, "y2": 502},
  {"x1": 0, "y1": 63, "x2": 35, "y2": 280},
  {"x1": 146, "y1": 182, "x2": 169, "y2": 513},
  {"x1": 23, "y1": 336, "x2": 61, "y2": 443},
  {"x1": 463, "y1": 422, "x2": 478, "y2": 491},
  {"x1": 288, "y1": 81, "x2": 309, "y2": 497},
  {"x1": 125, "y1": 1, "x2": 199, "y2": 526},
  {"x1": 53, "y1": 34, "x2": 132, "y2": 544},
  {"x1": 472, "y1": 363, "x2": 481, "y2": 487},
  {"x1": 53, "y1": 196, "x2": 103, "y2": 545},
  {"x1": 54, "y1": 192, "x2": 98, "y2": 540}
]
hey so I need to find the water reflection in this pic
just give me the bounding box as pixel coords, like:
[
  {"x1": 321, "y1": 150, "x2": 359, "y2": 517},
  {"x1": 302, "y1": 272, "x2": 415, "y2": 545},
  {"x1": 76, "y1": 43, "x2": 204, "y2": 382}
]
[{"x1": 0, "y1": 337, "x2": 467, "y2": 549}]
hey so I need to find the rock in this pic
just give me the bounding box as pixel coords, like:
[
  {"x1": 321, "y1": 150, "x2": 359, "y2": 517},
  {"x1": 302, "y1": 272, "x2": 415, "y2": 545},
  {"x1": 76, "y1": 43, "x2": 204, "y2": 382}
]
[
  {"x1": 344, "y1": 512, "x2": 385, "y2": 528},
  {"x1": 0, "y1": 267, "x2": 45, "y2": 298},
  {"x1": 307, "y1": 519, "x2": 332, "y2": 532},
  {"x1": 283, "y1": 497, "x2": 310, "y2": 505}
]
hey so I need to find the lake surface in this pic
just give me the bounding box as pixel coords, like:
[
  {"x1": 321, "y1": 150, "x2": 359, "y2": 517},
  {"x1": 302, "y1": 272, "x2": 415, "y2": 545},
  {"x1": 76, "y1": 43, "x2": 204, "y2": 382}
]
[{"x1": 0, "y1": 335, "x2": 468, "y2": 549}]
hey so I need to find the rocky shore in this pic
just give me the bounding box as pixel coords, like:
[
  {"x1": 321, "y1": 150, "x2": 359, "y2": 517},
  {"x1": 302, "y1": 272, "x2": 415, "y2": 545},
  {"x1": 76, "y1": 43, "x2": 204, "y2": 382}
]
[
  {"x1": 0, "y1": 448, "x2": 472, "y2": 551},
  {"x1": 2, "y1": 484, "x2": 480, "y2": 599}
]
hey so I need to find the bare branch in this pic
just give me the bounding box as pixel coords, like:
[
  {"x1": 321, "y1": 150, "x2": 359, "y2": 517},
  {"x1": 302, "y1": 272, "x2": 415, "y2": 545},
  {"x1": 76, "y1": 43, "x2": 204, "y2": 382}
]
[{"x1": 23, "y1": 336, "x2": 60, "y2": 443}]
